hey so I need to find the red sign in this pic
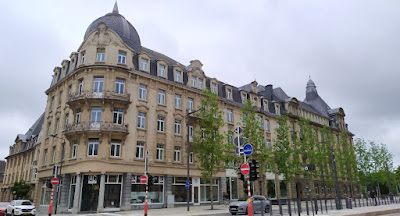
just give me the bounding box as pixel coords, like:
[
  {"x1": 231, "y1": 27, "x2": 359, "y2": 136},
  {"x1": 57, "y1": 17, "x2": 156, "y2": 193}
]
[
  {"x1": 140, "y1": 175, "x2": 148, "y2": 184},
  {"x1": 241, "y1": 163, "x2": 250, "y2": 175},
  {"x1": 51, "y1": 177, "x2": 59, "y2": 185}
]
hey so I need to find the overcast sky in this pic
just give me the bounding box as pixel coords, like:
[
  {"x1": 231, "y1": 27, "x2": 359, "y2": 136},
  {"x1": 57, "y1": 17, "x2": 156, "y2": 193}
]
[{"x1": 1, "y1": 0, "x2": 399, "y2": 166}]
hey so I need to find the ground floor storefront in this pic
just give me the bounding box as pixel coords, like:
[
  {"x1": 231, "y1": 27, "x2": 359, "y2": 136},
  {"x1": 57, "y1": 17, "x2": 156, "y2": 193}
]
[{"x1": 37, "y1": 173, "x2": 224, "y2": 213}]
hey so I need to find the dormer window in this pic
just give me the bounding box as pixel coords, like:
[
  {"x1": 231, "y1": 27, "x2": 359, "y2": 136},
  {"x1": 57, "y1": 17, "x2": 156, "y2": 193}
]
[
  {"x1": 253, "y1": 97, "x2": 257, "y2": 106},
  {"x1": 175, "y1": 70, "x2": 182, "y2": 82},
  {"x1": 140, "y1": 58, "x2": 149, "y2": 71},
  {"x1": 118, "y1": 51, "x2": 126, "y2": 64},
  {"x1": 263, "y1": 100, "x2": 269, "y2": 112},
  {"x1": 241, "y1": 93, "x2": 247, "y2": 104},
  {"x1": 211, "y1": 82, "x2": 217, "y2": 93},
  {"x1": 226, "y1": 88, "x2": 232, "y2": 100},
  {"x1": 158, "y1": 64, "x2": 166, "y2": 78},
  {"x1": 275, "y1": 103, "x2": 280, "y2": 115},
  {"x1": 191, "y1": 76, "x2": 196, "y2": 87},
  {"x1": 198, "y1": 78, "x2": 203, "y2": 89},
  {"x1": 96, "y1": 48, "x2": 105, "y2": 62}
]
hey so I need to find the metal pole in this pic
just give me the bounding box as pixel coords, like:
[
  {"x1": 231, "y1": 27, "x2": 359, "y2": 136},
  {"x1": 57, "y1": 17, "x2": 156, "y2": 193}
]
[
  {"x1": 55, "y1": 142, "x2": 64, "y2": 214},
  {"x1": 186, "y1": 112, "x2": 190, "y2": 211},
  {"x1": 331, "y1": 148, "x2": 342, "y2": 210},
  {"x1": 247, "y1": 175, "x2": 253, "y2": 216},
  {"x1": 144, "y1": 150, "x2": 148, "y2": 216},
  {"x1": 306, "y1": 170, "x2": 315, "y2": 216},
  {"x1": 386, "y1": 163, "x2": 394, "y2": 203}
]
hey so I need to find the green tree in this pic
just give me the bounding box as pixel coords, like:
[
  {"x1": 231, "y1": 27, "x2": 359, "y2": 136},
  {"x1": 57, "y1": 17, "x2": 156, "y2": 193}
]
[
  {"x1": 191, "y1": 89, "x2": 234, "y2": 209},
  {"x1": 354, "y1": 138, "x2": 372, "y2": 196},
  {"x1": 13, "y1": 180, "x2": 31, "y2": 200}
]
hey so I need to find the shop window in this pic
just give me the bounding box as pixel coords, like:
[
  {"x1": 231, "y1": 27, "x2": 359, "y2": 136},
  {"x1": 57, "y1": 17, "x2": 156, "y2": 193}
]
[
  {"x1": 104, "y1": 175, "x2": 123, "y2": 208},
  {"x1": 68, "y1": 176, "x2": 77, "y2": 209},
  {"x1": 131, "y1": 175, "x2": 164, "y2": 204},
  {"x1": 172, "y1": 177, "x2": 192, "y2": 202}
]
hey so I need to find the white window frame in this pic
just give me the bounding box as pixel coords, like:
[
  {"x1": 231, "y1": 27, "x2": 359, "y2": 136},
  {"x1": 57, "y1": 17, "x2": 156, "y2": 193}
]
[
  {"x1": 158, "y1": 64, "x2": 166, "y2": 78},
  {"x1": 187, "y1": 98, "x2": 193, "y2": 112},
  {"x1": 118, "y1": 51, "x2": 126, "y2": 64},
  {"x1": 140, "y1": 58, "x2": 148, "y2": 71},
  {"x1": 156, "y1": 144, "x2": 164, "y2": 161},
  {"x1": 265, "y1": 119, "x2": 270, "y2": 132},
  {"x1": 211, "y1": 82, "x2": 217, "y2": 93},
  {"x1": 227, "y1": 109, "x2": 233, "y2": 123},
  {"x1": 174, "y1": 147, "x2": 181, "y2": 162},
  {"x1": 226, "y1": 88, "x2": 232, "y2": 100},
  {"x1": 198, "y1": 78, "x2": 203, "y2": 89},
  {"x1": 52, "y1": 146, "x2": 56, "y2": 163},
  {"x1": 75, "y1": 109, "x2": 81, "y2": 124},
  {"x1": 258, "y1": 116, "x2": 263, "y2": 128},
  {"x1": 81, "y1": 51, "x2": 86, "y2": 64},
  {"x1": 64, "y1": 113, "x2": 69, "y2": 128},
  {"x1": 136, "y1": 142, "x2": 144, "y2": 159},
  {"x1": 138, "y1": 112, "x2": 146, "y2": 129},
  {"x1": 175, "y1": 70, "x2": 182, "y2": 82},
  {"x1": 175, "y1": 120, "x2": 181, "y2": 135},
  {"x1": 93, "y1": 77, "x2": 104, "y2": 93},
  {"x1": 191, "y1": 76, "x2": 196, "y2": 87},
  {"x1": 96, "y1": 49, "x2": 105, "y2": 62},
  {"x1": 71, "y1": 140, "x2": 78, "y2": 158},
  {"x1": 78, "y1": 79, "x2": 84, "y2": 94},
  {"x1": 175, "y1": 94, "x2": 181, "y2": 109},
  {"x1": 139, "y1": 84, "x2": 147, "y2": 100},
  {"x1": 110, "y1": 140, "x2": 121, "y2": 157},
  {"x1": 158, "y1": 89, "x2": 165, "y2": 105},
  {"x1": 189, "y1": 125, "x2": 193, "y2": 141},
  {"x1": 88, "y1": 139, "x2": 99, "y2": 156},
  {"x1": 113, "y1": 108, "x2": 124, "y2": 125},
  {"x1": 91, "y1": 107, "x2": 102, "y2": 123},
  {"x1": 157, "y1": 116, "x2": 165, "y2": 132},
  {"x1": 263, "y1": 100, "x2": 269, "y2": 112},
  {"x1": 115, "y1": 78, "x2": 125, "y2": 94}
]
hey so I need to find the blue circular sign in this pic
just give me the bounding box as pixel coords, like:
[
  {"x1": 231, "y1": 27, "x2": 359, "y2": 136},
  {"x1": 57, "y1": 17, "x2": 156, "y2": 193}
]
[
  {"x1": 243, "y1": 144, "x2": 253, "y2": 155},
  {"x1": 185, "y1": 182, "x2": 190, "y2": 189}
]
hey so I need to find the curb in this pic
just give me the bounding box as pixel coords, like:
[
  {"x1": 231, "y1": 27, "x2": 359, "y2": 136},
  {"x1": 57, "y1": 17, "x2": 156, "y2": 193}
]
[{"x1": 347, "y1": 208, "x2": 400, "y2": 216}]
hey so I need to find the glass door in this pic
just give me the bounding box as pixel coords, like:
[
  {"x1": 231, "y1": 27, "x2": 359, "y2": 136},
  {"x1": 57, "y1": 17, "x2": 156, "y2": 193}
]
[
  {"x1": 80, "y1": 175, "x2": 100, "y2": 212},
  {"x1": 193, "y1": 186, "x2": 200, "y2": 205}
]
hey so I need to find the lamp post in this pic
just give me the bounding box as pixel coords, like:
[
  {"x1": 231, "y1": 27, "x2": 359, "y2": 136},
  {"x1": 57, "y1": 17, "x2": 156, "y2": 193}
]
[
  {"x1": 186, "y1": 107, "x2": 204, "y2": 211},
  {"x1": 50, "y1": 134, "x2": 65, "y2": 214},
  {"x1": 331, "y1": 147, "x2": 342, "y2": 210}
]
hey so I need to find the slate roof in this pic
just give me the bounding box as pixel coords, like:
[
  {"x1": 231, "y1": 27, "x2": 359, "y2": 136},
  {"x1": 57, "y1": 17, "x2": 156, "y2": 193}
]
[
  {"x1": 273, "y1": 87, "x2": 290, "y2": 101},
  {"x1": 303, "y1": 94, "x2": 331, "y2": 117}
]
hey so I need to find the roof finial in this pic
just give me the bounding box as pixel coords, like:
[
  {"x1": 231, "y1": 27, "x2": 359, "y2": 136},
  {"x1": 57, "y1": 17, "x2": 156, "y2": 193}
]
[
  {"x1": 309, "y1": 75, "x2": 311, "y2": 80},
  {"x1": 112, "y1": 1, "x2": 119, "y2": 14}
]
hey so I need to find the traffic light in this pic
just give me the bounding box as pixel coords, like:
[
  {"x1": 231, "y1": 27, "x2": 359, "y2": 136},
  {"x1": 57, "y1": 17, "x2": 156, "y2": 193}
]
[
  {"x1": 236, "y1": 166, "x2": 245, "y2": 181},
  {"x1": 46, "y1": 178, "x2": 53, "y2": 188},
  {"x1": 249, "y1": 159, "x2": 260, "y2": 181},
  {"x1": 147, "y1": 174, "x2": 154, "y2": 186}
]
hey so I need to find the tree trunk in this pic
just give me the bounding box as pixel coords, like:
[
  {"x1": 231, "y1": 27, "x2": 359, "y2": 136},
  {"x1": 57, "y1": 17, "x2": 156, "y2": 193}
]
[{"x1": 210, "y1": 179, "x2": 214, "y2": 210}]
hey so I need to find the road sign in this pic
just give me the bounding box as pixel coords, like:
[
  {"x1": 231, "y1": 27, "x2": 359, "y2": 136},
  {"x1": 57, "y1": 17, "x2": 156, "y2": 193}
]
[
  {"x1": 234, "y1": 137, "x2": 244, "y2": 147},
  {"x1": 234, "y1": 127, "x2": 243, "y2": 134},
  {"x1": 141, "y1": 175, "x2": 148, "y2": 184},
  {"x1": 51, "y1": 177, "x2": 59, "y2": 185},
  {"x1": 185, "y1": 182, "x2": 190, "y2": 189},
  {"x1": 243, "y1": 144, "x2": 253, "y2": 155},
  {"x1": 241, "y1": 163, "x2": 250, "y2": 175}
]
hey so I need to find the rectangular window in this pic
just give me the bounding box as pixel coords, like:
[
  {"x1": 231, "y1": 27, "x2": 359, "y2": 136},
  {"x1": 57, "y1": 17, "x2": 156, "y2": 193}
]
[
  {"x1": 174, "y1": 147, "x2": 181, "y2": 162},
  {"x1": 140, "y1": 58, "x2": 148, "y2": 71},
  {"x1": 91, "y1": 107, "x2": 102, "y2": 122},
  {"x1": 110, "y1": 140, "x2": 121, "y2": 157},
  {"x1": 175, "y1": 94, "x2": 181, "y2": 109},
  {"x1": 43, "y1": 149, "x2": 48, "y2": 164},
  {"x1": 191, "y1": 76, "x2": 196, "y2": 87},
  {"x1": 136, "y1": 142, "x2": 144, "y2": 159},
  {"x1": 81, "y1": 51, "x2": 86, "y2": 64},
  {"x1": 93, "y1": 77, "x2": 104, "y2": 93},
  {"x1": 175, "y1": 70, "x2": 181, "y2": 82},
  {"x1": 211, "y1": 83, "x2": 217, "y2": 93},
  {"x1": 88, "y1": 139, "x2": 99, "y2": 156},
  {"x1": 187, "y1": 98, "x2": 193, "y2": 112},
  {"x1": 139, "y1": 84, "x2": 147, "y2": 100},
  {"x1": 198, "y1": 78, "x2": 203, "y2": 89},
  {"x1": 265, "y1": 119, "x2": 270, "y2": 132},
  {"x1": 158, "y1": 64, "x2": 166, "y2": 78},
  {"x1": 242, "y1": 93, "x2": 247, "y2": 103},
  {"x1": 64, "y1": 113, "x2": 69, "y2": 128},
  {"x1": 275, "y1": 104, "x2": 280, "y2": 115},
  {"x1": 55, "y1": 118, "x2": 59, "y2": 133},
  {"x1": 138, "y1": 112, "x2": 146, "y2": 129},
  {"x1": 263, "y1": 100, "x2": 269, "y2": 112},
  {"x1": 158, "y1": 89, "x2": 165, "y2": 105},
  {"x1": 157, "y1": 116, "x2": 164, "y2": 132},
  {"x1": 96, "y1": 48, "x2": 105, "y2": 62},
  {"x1": 266, "y1": 139, "x2": 271, "y2": 149},
  {"x1": 113, "y1": 108, "x2": 124, "y2": 125},
  {"x1": 189, "y1": 125, "x2": 193, "y2": 141},
  {"x1": 118, "y1": 51, "x2": 126, "y2": 64},
  {"x1": 78, "y1": 79, "x2": 84, "y2": 94},
  {"x1": 227, "y1": 109, "x2": 233, "y2": 123},
  {"x1": 189, "y1": 152, "x2": 194, "y2": 163},
  {"x1": 115, "y1": 78, "x2": 125, "y2": 94},
  {"x1": 258, "y1": 116, "x2": 263, "y2": 128},
  {"x1": 75, "y1": 109, "x2": 81, "y2": 124},
  {"x1": 226, "y1": 88, "x2": 232, "y2": 99},
  {"x1": 174, "y1": 120, "x2": 181, "y2": 135},
  {"x1": 71, "y1": 140, "x2": 78, "y2": 158},
  {"x1": 52, "y1": 146, "x2": 56, "y2": 163},
  {"x1": 156, "y1": 144, "x2": 164, "y2": 161},
  {"x1": 228, "y1": 131, "x2": 233, "y2": 145}
]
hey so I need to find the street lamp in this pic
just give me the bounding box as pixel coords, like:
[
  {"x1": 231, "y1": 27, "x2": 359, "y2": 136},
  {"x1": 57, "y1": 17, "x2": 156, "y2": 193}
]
[
  {"x1": 186, "y1": 107, "x2": 204, "y2": 211},
  {"x1": 49, "y1": 134, "x2": 65, "y2": 214}
]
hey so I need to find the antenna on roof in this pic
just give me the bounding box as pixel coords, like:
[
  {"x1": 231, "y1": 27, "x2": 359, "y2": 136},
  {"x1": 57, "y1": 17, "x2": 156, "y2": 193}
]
[{"x1": 112, "y1": 1, "x2": 119, "y2": 14}]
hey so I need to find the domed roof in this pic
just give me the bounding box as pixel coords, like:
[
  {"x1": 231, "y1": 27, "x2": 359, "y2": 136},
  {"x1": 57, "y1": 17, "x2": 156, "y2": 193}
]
[
  {"x1": 307, "y1": 78, "x2": 316, "y2": 88},
  {"x1": 84, "y1": 3, "x2": 141, "y2": 51}
]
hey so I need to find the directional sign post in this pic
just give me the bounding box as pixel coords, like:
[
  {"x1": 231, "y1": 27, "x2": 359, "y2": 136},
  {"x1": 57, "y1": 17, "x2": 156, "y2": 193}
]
[
  {"x1": 51, "y1": 177, "x2": 59, "y2": 185},
  {"x1": 243, "y1": 144, "x2": 253, "y2": 156},
  {"x1": 241, "y1": 163, "x2": 250, "y2": 176}
]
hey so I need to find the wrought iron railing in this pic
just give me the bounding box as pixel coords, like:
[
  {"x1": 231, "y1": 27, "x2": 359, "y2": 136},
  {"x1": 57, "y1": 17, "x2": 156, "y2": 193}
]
[
  {"x1": 64, "y1": 121, "x2": 129, "y2": 134},
  {"x1": 68, "y1": 90, "x2": 130, "y2": 103}
]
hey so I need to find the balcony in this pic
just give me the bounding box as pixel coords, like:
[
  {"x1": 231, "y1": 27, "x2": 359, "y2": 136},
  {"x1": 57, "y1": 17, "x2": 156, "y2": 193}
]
[
  {"x1": 67, "y1": 91, "x2": 131, "y2": 109},
  {"x1": 64, "y1": 121, "x2": 129, "y2": 137}
]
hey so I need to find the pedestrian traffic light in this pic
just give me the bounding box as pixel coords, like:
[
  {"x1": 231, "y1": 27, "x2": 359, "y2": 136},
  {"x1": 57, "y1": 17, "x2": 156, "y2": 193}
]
[
  {"x1": 236, "y1": 166, "x2": 245, "y2": 181},
  {"x1": 46, "y1": 178, "x2": 53, "y2": 188},
  {"x1": 249, "y1": 159, "x2": 260, "y2": 181}
]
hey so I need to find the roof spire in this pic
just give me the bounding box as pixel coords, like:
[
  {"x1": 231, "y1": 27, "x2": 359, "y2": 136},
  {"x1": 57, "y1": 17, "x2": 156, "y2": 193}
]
[{"x1": 112, "y1": 1, "x2": 119, "y2": 14}]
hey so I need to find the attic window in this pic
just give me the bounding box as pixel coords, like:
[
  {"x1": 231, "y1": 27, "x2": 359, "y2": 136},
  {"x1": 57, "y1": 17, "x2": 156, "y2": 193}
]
[
  {"x1": 226, "y1": 88, "x2": 232, "y2": 100},
  {"x1": 263, "y1": 100, "x2": 269, "y2": 112},
  {"x1": 174, "y1": 70, "x2": 182, "y2": 83},
  {"x1": 211, "y1": 82, "x2": 217, "y2": 93},
  {"x1": 275, "y1": 103, "x2": 280, "y2": 115},
  {"x1": 241, "y1": 93, "x2": 247, "y2": 104},
  {"x1": 158, "y1": 64, "x2": 166, "y2": 78},
  {"x1": 96, "y1": 48, "x2": 105, "y2": 62},
  {"x1": 140, "y1": 58, "x2": 149, "y2": 72}
]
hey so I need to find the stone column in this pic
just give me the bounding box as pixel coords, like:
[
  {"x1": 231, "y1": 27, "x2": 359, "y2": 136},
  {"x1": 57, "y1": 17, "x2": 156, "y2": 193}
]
[
  {"x1": 166, "y1": 175, "x2": 173, "y2": 208},
  {"x1": 72, "y1": 173, "x2": 81, "y2": 214},
  {"x1": 58, "y1": 174, "x2": 71, "y2": 213},
  {"x1": 121, "y1": 173, "x2": 132, "y2": 211},
  {"x1": 219, "y1": 177, "x2": 226, "y2": 203},
  {"x1": 97, "y1": 173, "x2": 106, "y2": 213}
]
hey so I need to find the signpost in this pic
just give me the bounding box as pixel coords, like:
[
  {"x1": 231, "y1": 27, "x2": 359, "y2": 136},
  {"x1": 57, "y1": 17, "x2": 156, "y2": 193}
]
[
  {"x1": 144, "y1": 149, "x2": 149, "y2": 216},
  {"x1": 243, "y1": 144, "x2": 253, "y2": 155},
  {"x1": 185, "y1": 182, "x2": 190, "y2": 189},
  {"x1": 51, "y1": 178, "x2": 59, "y2": 185},
  {"x1": 48, "y1": 177, "x2": 58, "y2": 216},
  {"x1": 141, "y1": 175, "x2": 148, "y2": 184},
  {"x1": 241, "y1": 163, "x2": 250, "y2": 176}
]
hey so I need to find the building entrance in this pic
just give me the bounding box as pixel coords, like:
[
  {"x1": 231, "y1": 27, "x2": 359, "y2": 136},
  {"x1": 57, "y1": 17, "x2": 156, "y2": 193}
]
[{"x1": 80, "y1": 175, "x2": 100, "y2": 211}]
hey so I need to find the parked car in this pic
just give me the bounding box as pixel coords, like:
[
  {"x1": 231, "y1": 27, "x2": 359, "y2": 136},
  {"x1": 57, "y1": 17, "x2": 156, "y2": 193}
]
[
  {"x1": 6, "y1": 200, "x2": 36, "y2": 216},
  {"x1": 229, "y1": 195, "x2": 271, "y2": 215},
  {"x1": 0, "y1": 202, "x2": 10, "y2": 216}
]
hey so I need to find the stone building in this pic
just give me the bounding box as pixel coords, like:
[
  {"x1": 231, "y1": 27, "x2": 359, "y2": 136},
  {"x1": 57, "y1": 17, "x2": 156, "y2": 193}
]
[{"x1": 3, "y1": 2, "x2": 355, "y2": 213}]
